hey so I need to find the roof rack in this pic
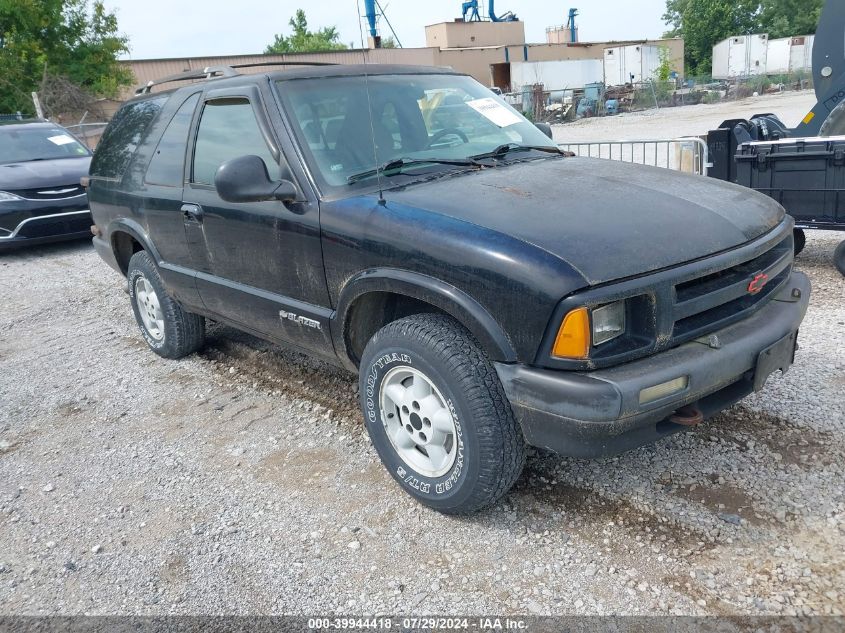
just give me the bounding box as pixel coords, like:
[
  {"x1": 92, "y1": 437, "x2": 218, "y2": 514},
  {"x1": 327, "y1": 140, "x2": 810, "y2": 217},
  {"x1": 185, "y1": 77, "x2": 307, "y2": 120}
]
[{"x1": 134, "y1": 61, "x2": 338, "y2": 95}]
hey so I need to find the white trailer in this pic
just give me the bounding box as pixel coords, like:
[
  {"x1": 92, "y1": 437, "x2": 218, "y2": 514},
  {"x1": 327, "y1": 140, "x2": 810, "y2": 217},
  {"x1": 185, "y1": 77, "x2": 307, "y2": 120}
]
[
  {"x1": 712, "y1": 34, "x2": 769, "y2": 79},
  {"x1": 765, "y1": 35, "x2": 814, "y2": 74},
  {"x1": 603, "y1": 44, "x2": 663, "y2": 86},
  {"x1": 715, "y1": 33, "x2": 814, "y2": 77},
  {"x1": 788, "y1": 35, "x2": 814, "y2": 73},
  {"x1": 766, "y1": 37, "x2": 792, "y2": 74},
  {"x1": 509, "y1": 59, "x2": 604, "y2": 91}
]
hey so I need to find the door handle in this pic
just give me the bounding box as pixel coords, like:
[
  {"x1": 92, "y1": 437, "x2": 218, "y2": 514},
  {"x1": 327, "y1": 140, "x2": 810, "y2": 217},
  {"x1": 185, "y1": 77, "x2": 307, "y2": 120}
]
[{"x1": 181, "y1": 203, "x2": 203, "y2": 223}]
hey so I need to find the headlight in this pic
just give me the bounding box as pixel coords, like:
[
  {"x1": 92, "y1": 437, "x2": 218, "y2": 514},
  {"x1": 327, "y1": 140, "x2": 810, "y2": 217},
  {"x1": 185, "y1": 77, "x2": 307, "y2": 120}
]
[
  {"x1": 0, "y1": 191, "x2": 23, "y2": 202},
  {"x1": 592, "y1": 301, "x2": 626, "y2": 346},
  {"x1": 552, "y1": 301, "x2": 626, "y2": 359}
]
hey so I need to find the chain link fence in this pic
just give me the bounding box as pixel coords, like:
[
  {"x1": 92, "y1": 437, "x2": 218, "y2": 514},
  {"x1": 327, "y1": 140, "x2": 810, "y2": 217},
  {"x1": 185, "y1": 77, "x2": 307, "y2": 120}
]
[{"x1": 509, "y1": 70, "x2": 815, "y2": 124}]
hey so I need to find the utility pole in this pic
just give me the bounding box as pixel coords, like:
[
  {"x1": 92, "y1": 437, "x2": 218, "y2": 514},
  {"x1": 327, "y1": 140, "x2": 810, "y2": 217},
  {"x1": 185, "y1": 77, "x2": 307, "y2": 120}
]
[{"x1": 31, "y1": 92, "x2": 44, "y2": 119}]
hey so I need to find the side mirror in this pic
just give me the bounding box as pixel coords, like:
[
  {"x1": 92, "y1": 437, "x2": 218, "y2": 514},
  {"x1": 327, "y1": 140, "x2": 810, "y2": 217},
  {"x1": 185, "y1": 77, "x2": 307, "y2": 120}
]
[
  {"x1": 214, "y1": 155, "x2": 297, "y2": 204},
  {"x1": 535, "y1": 122, "x2": 554, "y2": 140}
]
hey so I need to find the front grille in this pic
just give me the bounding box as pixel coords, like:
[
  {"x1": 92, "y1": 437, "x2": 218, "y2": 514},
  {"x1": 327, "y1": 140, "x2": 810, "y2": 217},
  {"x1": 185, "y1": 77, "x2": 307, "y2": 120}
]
[
  {"x1": 17, "y1": 213, "x2": 91, "y2": 239},
  {"x1": 13, "y1": 184, "x2": 86, "y2": 200},
  {"x1": 671, "y1": 233, "x2": 793, "y2": 343}
]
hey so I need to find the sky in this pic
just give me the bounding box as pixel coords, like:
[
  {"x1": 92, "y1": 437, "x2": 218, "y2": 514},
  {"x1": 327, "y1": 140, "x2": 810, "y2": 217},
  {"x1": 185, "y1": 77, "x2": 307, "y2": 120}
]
[{"x1": 103, "y1": 0, "x2": 671, "y2": 60}]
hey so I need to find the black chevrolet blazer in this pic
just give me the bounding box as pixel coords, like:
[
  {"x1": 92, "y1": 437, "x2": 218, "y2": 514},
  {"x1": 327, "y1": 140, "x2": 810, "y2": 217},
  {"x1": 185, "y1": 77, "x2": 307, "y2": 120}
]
[{"x1": 87, "y1": 64, "x2": 811, "y2": 514}]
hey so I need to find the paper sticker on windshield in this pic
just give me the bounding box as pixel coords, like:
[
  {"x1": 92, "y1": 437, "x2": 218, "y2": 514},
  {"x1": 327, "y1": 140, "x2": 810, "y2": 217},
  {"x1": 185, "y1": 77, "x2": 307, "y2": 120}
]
[
  {"x1": 47, "y1": 134, "x2": 76, "y2": 146},
  {"x1": 466, "y1": 98, "x2": 522, "y2": 128}
]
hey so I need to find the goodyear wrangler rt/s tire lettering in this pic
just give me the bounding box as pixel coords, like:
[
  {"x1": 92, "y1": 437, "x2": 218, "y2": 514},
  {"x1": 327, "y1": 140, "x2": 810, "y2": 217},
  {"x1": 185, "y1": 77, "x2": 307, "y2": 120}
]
[{"x1": 359, "y1": 314, "x2": 526, "y2": 514}]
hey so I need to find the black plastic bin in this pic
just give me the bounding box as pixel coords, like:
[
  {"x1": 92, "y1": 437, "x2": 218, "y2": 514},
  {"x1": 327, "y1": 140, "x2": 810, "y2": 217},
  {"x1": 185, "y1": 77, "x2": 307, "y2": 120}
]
[{"x1": 735, "y1": 138, "x2": 845, "y2": 231}]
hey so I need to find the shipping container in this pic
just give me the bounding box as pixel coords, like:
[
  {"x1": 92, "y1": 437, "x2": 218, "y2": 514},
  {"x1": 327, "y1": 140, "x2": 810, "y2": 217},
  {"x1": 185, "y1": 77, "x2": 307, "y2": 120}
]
[
  {"x1": 788, "y1": 35, "x2": 814, "y2": 74},
  {"x1": 765, "y1": 35, "x2": 814, "y2": 75},
  {"x1": 510, "y1": 59, "x2": 603, "y2": 91},
  {"x1": 712, "y1": 34, "x2": 769, "y2": 79},
  {"x1": 766, "y1": 37, "x2": 792, "y2": 75},
  {"x1": 603, "y1": 44, "x2": 662, "y2": 86}
]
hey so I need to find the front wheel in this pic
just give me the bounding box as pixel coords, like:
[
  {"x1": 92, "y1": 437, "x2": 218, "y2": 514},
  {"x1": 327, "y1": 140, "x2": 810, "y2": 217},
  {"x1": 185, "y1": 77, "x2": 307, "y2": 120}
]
[
  {"x1": 835, "y1": 240, "x2": 845, "y2": 277},
  {"x1": 127, "y1": 250, "x2": 205, "y2": 359},
  {"x1": 359, "y1": 314, "x2": 526, "y2": 514}
]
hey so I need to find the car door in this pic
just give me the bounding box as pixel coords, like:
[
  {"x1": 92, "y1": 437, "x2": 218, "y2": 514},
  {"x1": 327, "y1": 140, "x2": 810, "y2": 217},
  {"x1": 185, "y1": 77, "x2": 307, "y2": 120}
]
[
  {"x1": 139, "y1": 91, "x2": 203, "y2": 310},
  {"x1": 182, "y1": 84, "x2": 333, "y2": 356}
]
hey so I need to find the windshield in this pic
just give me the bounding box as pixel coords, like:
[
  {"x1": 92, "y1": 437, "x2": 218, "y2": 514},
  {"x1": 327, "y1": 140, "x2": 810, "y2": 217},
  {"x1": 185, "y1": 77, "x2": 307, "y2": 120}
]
[
  {"x1": 0, "y1": 126, "x2": 90, "y2": 165},
  {"x1": 276, "y1": 73, "x2": 558, "y2": 190}
]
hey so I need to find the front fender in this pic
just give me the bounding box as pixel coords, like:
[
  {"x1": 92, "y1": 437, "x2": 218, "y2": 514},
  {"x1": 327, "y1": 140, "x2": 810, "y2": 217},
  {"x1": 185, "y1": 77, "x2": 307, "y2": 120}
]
[{"x1": 334, "y1": 268, "x2": 518, "y2": 367}]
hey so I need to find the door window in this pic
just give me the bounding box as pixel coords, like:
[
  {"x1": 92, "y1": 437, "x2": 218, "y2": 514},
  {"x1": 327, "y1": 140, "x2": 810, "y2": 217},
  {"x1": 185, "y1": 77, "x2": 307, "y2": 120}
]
[{"x1": 191, "y1": 98, "x2": 277, "y2": 185}]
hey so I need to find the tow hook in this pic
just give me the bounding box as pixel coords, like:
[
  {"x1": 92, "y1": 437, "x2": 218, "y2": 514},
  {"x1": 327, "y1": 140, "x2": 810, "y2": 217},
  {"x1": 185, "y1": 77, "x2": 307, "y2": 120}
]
[{"x1": 669, "y1": 404, "x2": 704, "y2": 426}]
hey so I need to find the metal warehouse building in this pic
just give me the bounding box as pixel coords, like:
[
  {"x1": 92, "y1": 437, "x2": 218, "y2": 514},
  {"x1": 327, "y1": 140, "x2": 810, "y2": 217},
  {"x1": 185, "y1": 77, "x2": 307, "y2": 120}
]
[{"x1": 118, "y1": 19, "x2": 683, "y2": 100}]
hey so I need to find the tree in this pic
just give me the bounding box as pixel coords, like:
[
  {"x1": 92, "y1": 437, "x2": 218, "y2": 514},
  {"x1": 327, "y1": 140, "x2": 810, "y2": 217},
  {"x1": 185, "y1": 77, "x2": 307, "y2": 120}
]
[
  {"x1": 664, "y1": 0, "x2": 824, "y2": 76},
  {"x1": 380, "y1": 36, "x2": 398, "y2": 49},
  {"x1": 265, "y1": 10, "x2": 347, "y2": 54},
  {"x1": 759, "y1": 0, "x2": 823, "y2": 39},
  {"x1": 0, "y1": 0, "x2": 132, "y2": 114},
  {"x1": 663, "y1": 0, "x2": 759, "y2": 75}
]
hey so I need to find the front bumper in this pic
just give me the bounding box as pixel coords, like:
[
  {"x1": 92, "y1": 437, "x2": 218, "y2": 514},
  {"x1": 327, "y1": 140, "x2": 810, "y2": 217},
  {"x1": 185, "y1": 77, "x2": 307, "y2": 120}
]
[
  {"x1": 496, "y1": 271, "x2": 811, "y2": 458},
  {"x1": 0, "y1": 196, "x2": 92, "y2": 250}
]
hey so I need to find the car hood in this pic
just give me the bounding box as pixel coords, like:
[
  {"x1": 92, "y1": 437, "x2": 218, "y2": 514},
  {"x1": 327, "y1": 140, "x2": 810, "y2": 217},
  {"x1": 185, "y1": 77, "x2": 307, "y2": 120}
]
[
  {"x1": 0, "y1": 156, "x2": 92, "y2": 191},
  {"x1": 385, "y1": 157, "x2": 785, "y2": 285}
]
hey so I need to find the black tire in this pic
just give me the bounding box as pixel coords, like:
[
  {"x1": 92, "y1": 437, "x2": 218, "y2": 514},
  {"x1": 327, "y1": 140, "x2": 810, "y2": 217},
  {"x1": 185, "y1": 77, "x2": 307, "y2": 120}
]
[
  {"x1": 835, "y1": 240, "x2": 845, "y2": 277},
  {"x1": 820, "y1": 101, "x2": 845, "y2": 137},
  {"x1": 127, "y1": 250, "x2": 205, "y2": 359},
  {"x1": 359, "y1": 314, "x2": 526, "y2": 514},
  {"x1": 793, "y1": 228, "x2": 806, "y2": 257}
]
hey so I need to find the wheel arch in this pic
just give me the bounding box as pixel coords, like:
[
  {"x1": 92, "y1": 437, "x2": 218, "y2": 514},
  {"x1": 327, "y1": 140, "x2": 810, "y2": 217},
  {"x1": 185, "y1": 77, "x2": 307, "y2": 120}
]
[
  {"x1": 334, "y1": 269, "x2": 517, "y2": 369},
  {"x1": 107, "y1": 219, "x2": 160, "y2": 276}
]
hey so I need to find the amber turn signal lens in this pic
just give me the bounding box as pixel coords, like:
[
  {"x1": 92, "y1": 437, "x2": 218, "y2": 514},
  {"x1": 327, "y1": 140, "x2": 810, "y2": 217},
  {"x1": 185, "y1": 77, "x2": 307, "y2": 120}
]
[{"x1": 552, "y1": 307, "x2": 591, "y2": 359}]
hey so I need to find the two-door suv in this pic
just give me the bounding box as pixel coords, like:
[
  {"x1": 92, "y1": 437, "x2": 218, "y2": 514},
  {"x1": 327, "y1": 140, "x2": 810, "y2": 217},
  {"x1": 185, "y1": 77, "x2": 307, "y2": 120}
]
[{"x1": 88, "y1": 64, "x2": 810, "y2": 514}]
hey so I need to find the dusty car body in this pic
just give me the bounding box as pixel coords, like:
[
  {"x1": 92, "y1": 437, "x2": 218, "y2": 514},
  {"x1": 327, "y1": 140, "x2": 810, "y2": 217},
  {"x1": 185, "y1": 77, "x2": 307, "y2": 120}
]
[{"x1": 87, "y1": 65, "x2": 810, "y2": 513}]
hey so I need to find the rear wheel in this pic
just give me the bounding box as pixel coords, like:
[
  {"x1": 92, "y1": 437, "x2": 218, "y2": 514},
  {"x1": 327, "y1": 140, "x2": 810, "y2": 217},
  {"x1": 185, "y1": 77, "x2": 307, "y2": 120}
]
[
  {"x1": 834, "y1": 240, "x2": 845, "y2": 277},
  {"x1": 127, "y1": 250, "x2": 205, "y2": 359},
  {"x1": 793, "y1": 228, "x2": 806, "y2": 256},
  {"x1": 359, "y1": 314, "x2": 526, "y2": 514}
]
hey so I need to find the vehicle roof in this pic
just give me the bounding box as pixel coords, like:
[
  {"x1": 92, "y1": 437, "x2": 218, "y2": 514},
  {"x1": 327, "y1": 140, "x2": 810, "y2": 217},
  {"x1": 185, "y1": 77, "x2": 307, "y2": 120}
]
[
  {"x1": 132, "y1": 64, "x2": 464, "y2": 102},
  {"x1": 0, "y1": 119, "x2": 57, "y2": 129},
  {"x1": 268, "y1": 64, "x2": 463, "y2": 80}
]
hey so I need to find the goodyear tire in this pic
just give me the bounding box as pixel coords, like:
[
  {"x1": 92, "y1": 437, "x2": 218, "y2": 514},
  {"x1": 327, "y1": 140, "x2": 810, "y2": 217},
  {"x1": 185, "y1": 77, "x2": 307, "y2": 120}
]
[
  {"x1": 835, "y1": 240, "x2": 845, "y2": 277},
  {"x1": 359, "y1": 314, "x2": 526, "y2": 514},
  {"x1": 127, "y1": 250, "x2": 205, "y2": 359}
]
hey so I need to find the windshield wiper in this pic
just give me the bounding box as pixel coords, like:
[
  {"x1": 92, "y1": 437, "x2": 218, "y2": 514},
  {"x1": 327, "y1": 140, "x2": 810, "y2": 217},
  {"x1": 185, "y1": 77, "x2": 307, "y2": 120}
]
[
  {"x1": 469, "y1": 143, "x2": 565, "y2": 161},
  {"x1": 347, "y1": 157, "x2": 481, "y2": 184}
]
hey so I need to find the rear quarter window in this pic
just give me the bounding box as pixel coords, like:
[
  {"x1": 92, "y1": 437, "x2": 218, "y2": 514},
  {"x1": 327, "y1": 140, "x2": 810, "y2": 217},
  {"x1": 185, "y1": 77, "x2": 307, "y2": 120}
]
[
  {"x1": 145, "y1": 93, "x2": 200, "y2": 187},
  {"x1": 90, "y1": 96, "x2": 167, "y2": 180}
]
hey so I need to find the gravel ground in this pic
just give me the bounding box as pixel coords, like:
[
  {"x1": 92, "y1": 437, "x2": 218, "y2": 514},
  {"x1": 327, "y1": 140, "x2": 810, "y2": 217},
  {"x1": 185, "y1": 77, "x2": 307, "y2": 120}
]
[
  {"x1": 1, "y1": 231, "x2": 842, "y2": 616},
  {"x1": 1, "y1": 93, "x2": 844, "y2": 617}
]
